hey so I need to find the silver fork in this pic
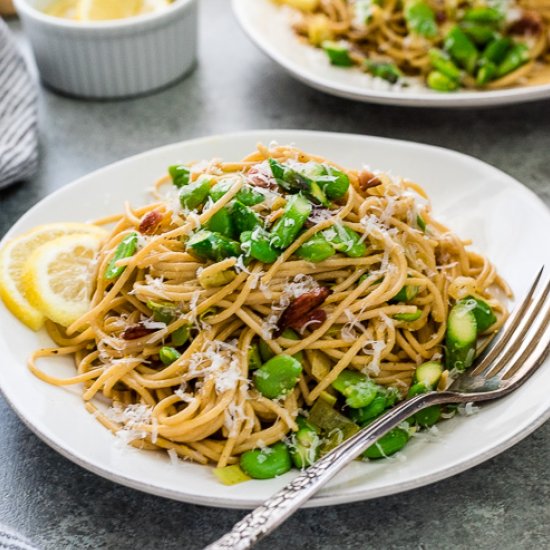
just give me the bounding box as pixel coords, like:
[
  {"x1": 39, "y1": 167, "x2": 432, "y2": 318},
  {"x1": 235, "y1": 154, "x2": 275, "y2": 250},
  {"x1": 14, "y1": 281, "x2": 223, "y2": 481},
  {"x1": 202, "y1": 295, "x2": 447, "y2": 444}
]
[{"x1": 206, "y1": 268, "x2": 550, "y2": 550}]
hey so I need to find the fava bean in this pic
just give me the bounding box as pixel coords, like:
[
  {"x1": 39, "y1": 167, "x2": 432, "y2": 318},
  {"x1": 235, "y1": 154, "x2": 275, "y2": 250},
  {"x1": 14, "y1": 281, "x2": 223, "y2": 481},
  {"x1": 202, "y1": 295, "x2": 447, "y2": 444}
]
[
  {"x1": 179, "y1": 176, "x2": 212, "y2": 210},
  {"x1": 159, "y1": 346, "x2": 181, "y2": 365},
  {"x1": 331, "y1": 369, "x2": 378, "y2": 409},
  {"x1": 240, "y1": 442, "x2": 292, "y2": 479},
  {"x1": 362, "y1": 427, "x2": 410, "y2": 459},
  {"x1": 253, "y1": 354, "x2": 302, "y2": 399}
]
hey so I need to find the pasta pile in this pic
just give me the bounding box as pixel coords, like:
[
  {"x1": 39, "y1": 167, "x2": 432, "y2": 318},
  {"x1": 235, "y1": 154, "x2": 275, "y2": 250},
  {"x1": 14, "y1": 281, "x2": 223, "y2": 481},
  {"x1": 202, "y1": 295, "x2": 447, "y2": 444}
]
[{"x1": 30, "y1": 144, "x2": 510, "y2": 471}]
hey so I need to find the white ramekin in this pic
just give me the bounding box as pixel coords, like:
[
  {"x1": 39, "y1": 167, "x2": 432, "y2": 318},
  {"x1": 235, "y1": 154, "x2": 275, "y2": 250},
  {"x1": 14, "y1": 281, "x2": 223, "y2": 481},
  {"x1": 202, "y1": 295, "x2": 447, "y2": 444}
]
[{"x1": 13, "y1": 0, "x2": 198, "y2": 99}]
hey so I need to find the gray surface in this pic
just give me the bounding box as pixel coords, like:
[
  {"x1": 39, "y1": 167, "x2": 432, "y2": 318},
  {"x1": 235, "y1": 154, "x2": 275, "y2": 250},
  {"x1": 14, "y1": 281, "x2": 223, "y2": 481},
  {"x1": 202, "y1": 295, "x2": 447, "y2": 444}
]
[{"x1": 1, "y1": 0, "x2": 549, "y2": 548}]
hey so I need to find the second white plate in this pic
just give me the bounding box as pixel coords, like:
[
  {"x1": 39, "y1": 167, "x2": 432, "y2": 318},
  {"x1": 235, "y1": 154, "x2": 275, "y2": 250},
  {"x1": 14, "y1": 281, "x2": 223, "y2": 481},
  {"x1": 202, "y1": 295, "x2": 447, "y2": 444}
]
[
  {"x1": 233, "y1": 0, "x2": 550, "y2": 108},
  {"x1": 0, "y1": 130, "x2": 549, "y2": 508}
]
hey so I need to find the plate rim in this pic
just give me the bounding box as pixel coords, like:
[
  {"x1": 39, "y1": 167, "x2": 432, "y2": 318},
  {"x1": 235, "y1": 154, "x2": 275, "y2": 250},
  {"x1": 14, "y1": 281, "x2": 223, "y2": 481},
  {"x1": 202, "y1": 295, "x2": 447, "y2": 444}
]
[
  {"x1": 232, "y1": 0, "x2": 550, "y2": 108},
  {"x1": 1, "y1": 129, "x2": 549, "y2": 509}
]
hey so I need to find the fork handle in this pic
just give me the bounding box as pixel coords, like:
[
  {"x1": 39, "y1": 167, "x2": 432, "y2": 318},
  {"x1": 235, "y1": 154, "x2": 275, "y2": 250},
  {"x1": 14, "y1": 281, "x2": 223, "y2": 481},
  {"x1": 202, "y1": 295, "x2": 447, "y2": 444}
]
[{"x1": 205, "y1": 392, "x2": 447, "y2": 550}]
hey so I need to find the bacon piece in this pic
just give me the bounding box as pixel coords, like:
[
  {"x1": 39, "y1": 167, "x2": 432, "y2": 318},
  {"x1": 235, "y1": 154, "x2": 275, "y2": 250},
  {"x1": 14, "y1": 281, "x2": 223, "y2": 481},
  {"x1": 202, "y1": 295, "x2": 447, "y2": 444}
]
[
  {"x1": 276, "y1": 287, "x2": 332, "y2": 335},
  {"x1": 288, "y1": 308, "x2": 327, "y2": 334},
  {"x1": 121, "y1": 325, "x2": 155, "y2": 340},
  {"x1": 508, "y1": 11, "x2": 543, "y2": 36},
  {"x1": 139, "y1": 210, "x2": 163, "y2": 235},
  {"x1": 358, "y1": 169, "x2": 382, "y2": 192}
]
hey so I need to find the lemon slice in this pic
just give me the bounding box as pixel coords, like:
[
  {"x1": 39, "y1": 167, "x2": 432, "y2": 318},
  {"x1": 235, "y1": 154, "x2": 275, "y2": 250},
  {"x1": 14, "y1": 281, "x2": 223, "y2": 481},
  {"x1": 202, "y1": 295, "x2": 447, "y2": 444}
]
[
  {"x1": 22, "y1": 233, "x2": 105, "y2": 328},
  {"x1": 77, "y1": 0, "x2": 142, "y2": 20},
  {"x1": 0, "y1": 223, "x2": 107, "y2": 330}
]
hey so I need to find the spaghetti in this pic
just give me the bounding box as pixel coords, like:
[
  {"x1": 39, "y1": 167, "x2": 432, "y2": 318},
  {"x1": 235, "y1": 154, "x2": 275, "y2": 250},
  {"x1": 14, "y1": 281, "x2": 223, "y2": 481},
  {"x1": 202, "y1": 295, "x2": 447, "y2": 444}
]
[
  {"x1": 277, "y1": 0, "x2": 550, "y2": 91},
  {"x1": 29, "y1": 144, "x2": 510, "y2": 477}
]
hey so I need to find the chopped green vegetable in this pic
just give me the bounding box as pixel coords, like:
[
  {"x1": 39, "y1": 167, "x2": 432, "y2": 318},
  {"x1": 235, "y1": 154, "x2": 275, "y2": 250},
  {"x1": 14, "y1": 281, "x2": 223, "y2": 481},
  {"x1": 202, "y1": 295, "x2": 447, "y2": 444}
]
[
  {"x1": 444, "y1": 26, "x2": 479, "y2": 74},
  {"x1": 460, "y1": 22, "x2": 497, "y2": 46},
  {"x1": 206, "y1": 207, "x2": 235, "y2": 239},
  {"x1": 417, "y1": 214, "x2": 427, "y2": 231},
  {"x1": 429, "y1": 49, "x2": 462, "y2": 82},
  {"x1": 462, "y1": 7, "x2": 503, "y2": 24},
  {"x1": 258, "y1": 338, "x2": 275, "y2": 363},
  {"x1": 496, "y1": 43, "x2": 530, "y2": 77},
  {"x1": 476, "y1": 60, "x2": 497, "y2": 85},
  {"x1": 240, "y1": 442, "x2": 292, "y2": 479},
  {"x1": 349, "y1": 393, "x2": 389, "y2": 425},
  {"x1": 322, "y1": 40, "x2": 354, "y2": 66},
  {"x1": 186, "y1": 230, "x2": 241, "y2": 262},
  {"x1": 147, "y1": 300, "x2": 178, "y2": 323},
  {"x1": 308, "y1": 398, "x2": 360, "y2": 453},
  {"x1": 232, "y1": 200, "x2": 261, "y2": 234},
  {"x1": 323, "y1": 224, "x2": 366, "y2": 258},
  {"x1": 427, "y1": 70, "x2": 461, "y2": 91},
  {"x1": 289, "y1": 418, "x2": 321, "y2": 468},
  {"x1": 296, "y1": 233, "x2": 335, "y2": 262},
  {"x1": 413, "y1": 361, "x2": 443, "y2": 388},
  {"x1": 331, "y1": 369, "x2": 378, "y2": 408},
  {"x1": 391, "y1": 284, "x2": 419, "y2": 303},
  {"x1": 209, "y1": 179, "x2": 264, "y2": 206},
  {"x1": 270, "y1": 194, "x2": 312, "y2": 250},
  {"x1": 364, "y1": 60, "x2": 403, "y2": 83},
  {"x1": 240, "y1": 228, "x2": 279, "y2": 263},
  {"x1": 159, "y1": 346, "x2": 181, "y2": 365},
  {"x1": 407, "y1": 381, "x2": 441, "y2": 426},
  {"x1": 213, "y1": 464, "x2": 251, "y2": 485},
  {"x1": 168, "y1": 164, "x2": 191, "y2": 188},
  {"x1": 460, "y1": 296, "x2": 497, "y2": 333},
  {"x1": 482, "y1": 37, "x2": 512, "y2": 64},
  {"x1": 404, "y1": 0, "x2": 438, "y2": 38},
  {"x1": 445, "y1": 301, "x2": 478, "y2": 372},
  {"x1": 394, "y1": 308, "x2": 422, "y2": 322},
  {"x1": 179, "y1": 175, "x2": 212, "y2": 210},
  {"x1": 171, "y1": 324, "x2": 191, "y2": 347},
  {"x1": 104, "y1": 232, "x2": 138, "y2": 280},
  {"x1": 253, "y1": 354, "x2": 303, "y2": 399},
  {"x1": 248, "y1": 343, "x2": 262, "y2": 371}
]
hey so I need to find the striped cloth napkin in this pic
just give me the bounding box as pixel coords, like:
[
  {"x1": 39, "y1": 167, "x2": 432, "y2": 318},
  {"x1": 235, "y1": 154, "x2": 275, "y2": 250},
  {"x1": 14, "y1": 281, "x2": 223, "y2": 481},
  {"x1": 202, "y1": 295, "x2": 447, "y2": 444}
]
[
  {"x1": 0, "y1": 524, "x2": 40, "y2": 550},
  {"x1": 0, "y1": 17, "x2": 38, "y2": 190}
]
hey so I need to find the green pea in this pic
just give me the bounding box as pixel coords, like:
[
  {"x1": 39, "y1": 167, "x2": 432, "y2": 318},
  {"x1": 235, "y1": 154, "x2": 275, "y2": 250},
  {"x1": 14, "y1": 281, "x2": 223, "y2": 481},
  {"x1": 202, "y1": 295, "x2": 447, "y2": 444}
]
[
  {"x1": 296, "y1": 233, "x2": 335, "y2": 263},
  {"x1": 104, "y1": 232, "x2": 138, "y2": 280},
  {"x1": 331, "y1": 369, "x2": 378, "y2": 409},
  {"x1": 253, "y1": 354, "x2": 302, "y2": 399},
  {"x1": 240, "y1": 442, "x2": 292, "y2": 479},
  {"x1": 362, "y1": 427, "x2": 410, "y2": 459},
  {"x1": 159, "y1": 346, "x2": 181, "y2": 365},
  {"x1": 179, "y1": 175, "x2": 212, "y2": 210},
  {"x1": 168, "y1": 164, "x2": 191, "y2": 188}
]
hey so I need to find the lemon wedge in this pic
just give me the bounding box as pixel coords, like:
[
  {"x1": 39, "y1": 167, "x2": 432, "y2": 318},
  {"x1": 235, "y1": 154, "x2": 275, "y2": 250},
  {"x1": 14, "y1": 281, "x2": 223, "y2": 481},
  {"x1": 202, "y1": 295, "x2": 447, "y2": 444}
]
[
  {"x1": 77, "y1": 0, "x2": 142, "y2": 21},
  {"x1": 0, "y1": 223, "x2": 107, "y2": 330},
  {"x1": 22, "y1": 233, "x2": 105, "y2": 328}
]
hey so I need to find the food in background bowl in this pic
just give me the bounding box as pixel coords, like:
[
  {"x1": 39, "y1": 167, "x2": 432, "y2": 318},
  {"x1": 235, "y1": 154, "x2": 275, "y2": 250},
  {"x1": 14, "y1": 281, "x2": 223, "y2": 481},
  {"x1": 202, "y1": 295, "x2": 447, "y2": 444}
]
[
  {"x1": 274, "y1": 0, "x2": 550, "y2": 92},
  {"x1": 43, "y1": 0, "x2": 173, "y2": 21}
]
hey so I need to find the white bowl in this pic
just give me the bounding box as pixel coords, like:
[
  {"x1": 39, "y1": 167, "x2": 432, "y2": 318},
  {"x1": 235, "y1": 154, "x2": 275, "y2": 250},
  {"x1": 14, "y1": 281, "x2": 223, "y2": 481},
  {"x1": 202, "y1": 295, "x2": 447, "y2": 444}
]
[{"x1": 14, "y1": 0, "x2": 198, "y2": 99}]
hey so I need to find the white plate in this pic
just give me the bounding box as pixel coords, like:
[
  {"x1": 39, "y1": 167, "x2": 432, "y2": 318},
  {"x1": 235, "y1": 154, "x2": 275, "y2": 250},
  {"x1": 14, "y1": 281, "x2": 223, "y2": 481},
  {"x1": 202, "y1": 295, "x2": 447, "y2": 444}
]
[
  {"x1": 0, "y1": 130, "x2": 549, "y2": 509},
  {"x1": 232, "y1": 0, "x2": 550, "y2": 108}
]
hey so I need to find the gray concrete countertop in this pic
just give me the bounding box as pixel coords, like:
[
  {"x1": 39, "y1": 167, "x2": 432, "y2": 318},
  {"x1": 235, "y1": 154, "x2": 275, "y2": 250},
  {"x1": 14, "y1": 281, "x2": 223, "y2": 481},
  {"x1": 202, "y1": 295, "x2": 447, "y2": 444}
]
[{"x1": 1, "y1": 1, "x2": 549, "y2": 548}]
